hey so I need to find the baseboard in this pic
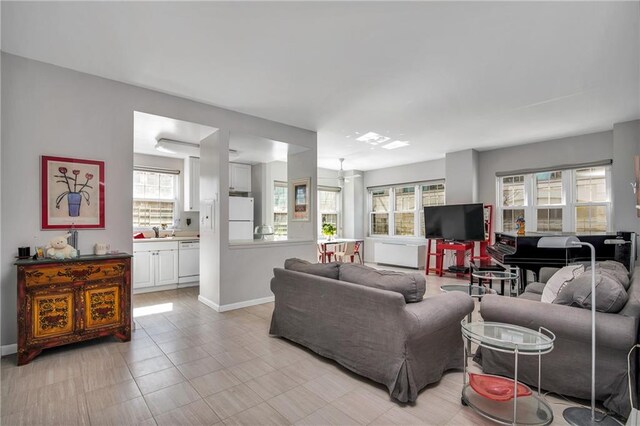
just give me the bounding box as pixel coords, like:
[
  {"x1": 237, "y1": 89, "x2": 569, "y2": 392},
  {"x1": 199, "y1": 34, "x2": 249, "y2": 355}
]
[
  {"x1": 1, "y1": 344, "x2": 17, "y2": 356},
  {"x1": 198, "y1": 295, "x2": 221, "y2": 311},
  {"x1": 218, "y1": 296, "x2": 275, "y2": 312},
  {"x1": 197, "y1": 294, "x2": 274, "y2": 312}
]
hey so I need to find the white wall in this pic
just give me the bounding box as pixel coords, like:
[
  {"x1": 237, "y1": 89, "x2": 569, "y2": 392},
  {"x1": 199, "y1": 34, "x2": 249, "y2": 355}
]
[
  {"x1": 133, "y1": 153, "x2": 199, "y2": 232},
  {"x1": 1, "y1": 53, "x2": 316, "y2": 346}
]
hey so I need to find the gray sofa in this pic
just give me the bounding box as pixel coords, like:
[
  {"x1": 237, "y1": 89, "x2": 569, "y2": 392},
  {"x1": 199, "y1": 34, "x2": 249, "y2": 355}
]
[
  {"x1": 269, "y1": 261, "x2": 474, "y2": 403},
  {"x1": 478, "y1": 266, "x2": 640, "y2": 417}
]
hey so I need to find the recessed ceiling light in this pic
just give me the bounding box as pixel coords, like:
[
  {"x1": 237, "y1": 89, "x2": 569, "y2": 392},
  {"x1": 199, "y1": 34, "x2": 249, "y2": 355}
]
[
  {"x1": 381, "y1": 140, "x2": 410, "y2": 150},
  {"x1": 356, "y1": 131, "x2": 391, "y2": 145}
]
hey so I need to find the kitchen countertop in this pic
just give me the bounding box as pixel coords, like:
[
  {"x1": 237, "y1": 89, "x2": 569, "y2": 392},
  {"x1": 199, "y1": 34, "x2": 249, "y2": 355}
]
[{"x1": 133, "y1": 236, "x2": 199, "y2": 242}]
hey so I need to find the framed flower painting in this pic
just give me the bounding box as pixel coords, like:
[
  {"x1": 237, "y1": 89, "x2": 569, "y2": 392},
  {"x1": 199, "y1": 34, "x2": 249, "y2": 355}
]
[{"x1": 41, "y1": 156, "x2": 105, "y2": 229}]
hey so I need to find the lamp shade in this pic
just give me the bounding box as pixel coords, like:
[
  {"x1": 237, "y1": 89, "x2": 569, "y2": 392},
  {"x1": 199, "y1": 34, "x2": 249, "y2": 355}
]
[{"x1": 537, "y1": 236, "x2": 581, "y2": 249}]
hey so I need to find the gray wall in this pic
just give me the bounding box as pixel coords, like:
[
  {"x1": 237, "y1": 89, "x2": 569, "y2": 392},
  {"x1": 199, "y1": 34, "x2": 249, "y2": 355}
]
[
  {"x1": 445, "y1": 149, "x2": 478, "y2": 204},
  {"x1": 477, "y1": 130, "x2": 614, "y2": 206},
  {"x1": 612, "y1": 120, "x2": 640, "y2": 232},
  {"x1": 1, "y1": 53, "x2": 316, "y2": 346}
]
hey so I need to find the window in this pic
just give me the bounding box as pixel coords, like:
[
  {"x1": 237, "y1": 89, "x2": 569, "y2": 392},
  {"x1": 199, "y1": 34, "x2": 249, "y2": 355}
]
[
  {"x1": 318, "y1": 188, "x2": 340, "y2": 235},
  {"x1": 496, "y1": 166, "x2": 611, "y2": 233},
  {"x1": 575, "y1": 167, "x2": 608, "y2": 232},
  {"x1": 133, "y1": 170, "x2": 177, "y2": 228},
  {"x1": 394, "y1": 186, "x2": 415, "y2": 236},
  {"x1": 369, "y1": 181, "x2": 445, "y2": 237},
  {"x1": 420, "y1": 183, "x2": 446, "y2": 236},
  {"x1": 535, "y1": 171, "x2": 563, "y2": 232},
  {"x1": 500, "y1": 175, "x2": 525, "y2": 232},
  {"x1": 273, "y1": 181, "x2": 288, "y2": 236}
]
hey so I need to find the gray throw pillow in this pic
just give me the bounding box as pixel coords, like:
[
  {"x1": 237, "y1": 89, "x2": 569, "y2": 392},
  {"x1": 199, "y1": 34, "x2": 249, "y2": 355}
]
[
  {"x1": 284, "y1": 258, "x2": 340, "y2": 280},
  {"x1": 587, "y1": 261, "x2": 630, "y2": 290},
  {"x1": 553, "y1": 271, "x2": 628, "y2": 313},
  {"x1": 339, "y1": 263, "x2": 426, "y2": 303}
]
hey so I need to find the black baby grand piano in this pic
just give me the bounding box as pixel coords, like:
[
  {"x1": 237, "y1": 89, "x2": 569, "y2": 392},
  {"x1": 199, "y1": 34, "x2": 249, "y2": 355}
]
[{"x1": 487, "y1": 231, "x2": 636, "y2": 284}]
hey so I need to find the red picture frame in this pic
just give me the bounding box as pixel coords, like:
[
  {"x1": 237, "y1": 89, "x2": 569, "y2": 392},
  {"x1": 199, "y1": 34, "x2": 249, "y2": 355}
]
[{"x1": 41, "y1": 156, "x2": 105, "y2": 229}]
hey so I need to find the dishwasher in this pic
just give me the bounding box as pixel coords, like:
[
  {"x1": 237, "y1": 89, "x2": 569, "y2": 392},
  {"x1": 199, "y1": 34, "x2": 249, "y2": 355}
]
[{"x1": 178, "y1": 240, "x2": 200, "y2": 285}]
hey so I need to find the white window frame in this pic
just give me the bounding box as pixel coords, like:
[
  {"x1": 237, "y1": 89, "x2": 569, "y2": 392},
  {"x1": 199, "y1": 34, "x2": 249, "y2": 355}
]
[
  {"x1": 273, "y1": 180, "x2": 288, "y2": 236},
  {"x1": 133, "y1": 169, "x2": 179, "y2": 230},
  {"x1": 368, "y1": 180, "x2": 445, "y2": 238},
  {"x1": 318, "y1": 186, "x2": 341, "y2": 237},
  {"x1": 496, "y1": 166, "x2": 612, "y2": 233}
]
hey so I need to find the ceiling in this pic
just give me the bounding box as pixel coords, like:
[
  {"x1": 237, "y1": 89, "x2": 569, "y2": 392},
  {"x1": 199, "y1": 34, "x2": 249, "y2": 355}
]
[
  {"x1": 3, "y1": 2, "x2": 639, "y2": 171},
  {"x1": 134, "y1": 111, "x2": 306, "y2": 164}
]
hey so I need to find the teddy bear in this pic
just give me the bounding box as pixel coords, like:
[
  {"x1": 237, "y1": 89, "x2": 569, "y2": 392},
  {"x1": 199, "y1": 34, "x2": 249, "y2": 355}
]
[{"x1": 46, "y1": 233, "x2": 78, "y2": 259}]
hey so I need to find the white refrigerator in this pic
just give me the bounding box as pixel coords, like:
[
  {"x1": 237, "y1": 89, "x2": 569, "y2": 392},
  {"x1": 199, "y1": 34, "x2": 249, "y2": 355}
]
[{"x1": 229, "y1": 197, "x2": 254, "y2": 240}]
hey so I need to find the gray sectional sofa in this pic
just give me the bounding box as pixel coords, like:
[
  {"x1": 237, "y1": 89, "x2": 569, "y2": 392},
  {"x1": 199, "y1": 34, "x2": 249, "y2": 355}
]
[
  {"x1": 269, "y1": 259, "x2": 474, "y2": 403},
  {"x1": 478, "y1": 265, "x2": 640, "y2": 417}
]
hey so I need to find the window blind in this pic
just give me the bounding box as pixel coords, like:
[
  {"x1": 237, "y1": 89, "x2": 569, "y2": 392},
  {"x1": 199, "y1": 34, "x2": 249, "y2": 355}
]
[{"x1": 495, "y1": 160, "x2": 612, "y2": 177}]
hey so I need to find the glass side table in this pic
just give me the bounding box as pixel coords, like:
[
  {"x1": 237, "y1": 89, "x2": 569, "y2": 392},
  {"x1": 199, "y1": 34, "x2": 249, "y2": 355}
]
[
  {"x1": 440, "y1": 284, "x2": 496, "y2": 322},
  {"x1": 461, "y1": 320, "x2": 556, "y2": 425},
  {"x1": 472, "y1": 269, "x2": 520, "y2": 297}
]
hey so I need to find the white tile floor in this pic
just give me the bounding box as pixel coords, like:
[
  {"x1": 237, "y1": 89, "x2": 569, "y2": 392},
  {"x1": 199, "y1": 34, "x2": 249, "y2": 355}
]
[{"x1": 1, "y1": 264, "x2": 588, "y2": 425}]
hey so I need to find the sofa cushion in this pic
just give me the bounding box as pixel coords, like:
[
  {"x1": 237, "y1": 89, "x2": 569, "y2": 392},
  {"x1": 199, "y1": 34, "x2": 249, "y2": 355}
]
[
  {"x1": 553, "y1": 271, "x2": 628, "y2": 313},
  {"x1": 284, "y1": 258, "x2": 340, "y2": 280},
  {"x1": 541, "y1": 265, "x2": 584, "y2": 303},
  {"x1": 339, "y1": 263, "x2": 426, "y2": 303}
]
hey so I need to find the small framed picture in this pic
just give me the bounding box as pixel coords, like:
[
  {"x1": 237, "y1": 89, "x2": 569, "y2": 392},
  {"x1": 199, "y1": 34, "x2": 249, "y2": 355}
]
[
  {"x1": 290, "y1": 177, "x2": 311, "y2": 222},
  {"x1": 35, "y1": 247, "x2": 45, "y2": 259}
]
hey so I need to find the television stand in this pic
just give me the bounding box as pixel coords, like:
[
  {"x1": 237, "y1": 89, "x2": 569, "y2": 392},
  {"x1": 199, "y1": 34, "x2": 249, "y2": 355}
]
[{"x1": 426, "y1": 240, "x2": 474, "y2": 278}]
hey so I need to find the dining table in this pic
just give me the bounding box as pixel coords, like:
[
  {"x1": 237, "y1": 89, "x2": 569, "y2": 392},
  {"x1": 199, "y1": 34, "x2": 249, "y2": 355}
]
[{"x1": 317, "y1": 238, "x2": 364, "y2": 264}]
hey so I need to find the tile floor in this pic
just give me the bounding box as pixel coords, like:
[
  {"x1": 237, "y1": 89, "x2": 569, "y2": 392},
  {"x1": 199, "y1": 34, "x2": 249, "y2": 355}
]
[{"x1": 1, "y1": 267, "x2": 583, "y2": 425}]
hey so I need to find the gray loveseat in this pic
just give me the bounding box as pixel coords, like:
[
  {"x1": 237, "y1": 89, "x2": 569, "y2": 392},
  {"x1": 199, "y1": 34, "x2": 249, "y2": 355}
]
[
  {"x1": 478, "y1": 266, "x2": 640, "y2": 417},
  {"x1": 269, "y1": 260, "x2": 474, "y2": 403}
]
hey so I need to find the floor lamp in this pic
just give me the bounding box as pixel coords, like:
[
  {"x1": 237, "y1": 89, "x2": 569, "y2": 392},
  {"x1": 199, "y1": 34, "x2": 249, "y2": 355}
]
[{"x1": 537, "y1": 236, "x2": 621, "y2": 426}]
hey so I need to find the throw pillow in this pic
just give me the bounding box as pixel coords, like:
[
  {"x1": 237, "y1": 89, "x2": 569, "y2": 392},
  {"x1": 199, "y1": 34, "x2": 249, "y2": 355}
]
[
  {"x1": 338, "y1": 263, "x2": 426, "y2": 303},
  {"x1": 554, "y1": 271, "x2": 629, "y2": 313},
  {"x1": 540, "y1": 265, "x2": 584, "y2": 303},
  {"x1": 587, "y1": 261, "x2": 630, "y2": 290},
  {"x1": 284, "y1": 258, "x2": 340, "y2": 280}
]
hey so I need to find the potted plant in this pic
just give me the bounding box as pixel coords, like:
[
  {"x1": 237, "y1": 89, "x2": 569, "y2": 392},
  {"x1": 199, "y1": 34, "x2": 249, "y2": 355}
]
[{"x1": 322, "y1": 222, "x2": 337, "y2": 241}]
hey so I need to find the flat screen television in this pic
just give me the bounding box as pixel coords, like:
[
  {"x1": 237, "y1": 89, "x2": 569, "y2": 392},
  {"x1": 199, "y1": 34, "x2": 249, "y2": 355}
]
[{"x1": 424, "y1": 203, "x2": 486, "y2": 241}]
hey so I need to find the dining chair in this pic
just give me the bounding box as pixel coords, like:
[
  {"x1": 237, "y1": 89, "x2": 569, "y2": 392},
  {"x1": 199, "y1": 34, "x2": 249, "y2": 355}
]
[
  {"x1": 335, "y1": 241, "x2": 357, "y2": 263},
  {"x1": 317, "y1": 243, "x2": 335, "y2": 263},
  {"x1": 353, "y1": 241, "x2": 363, "y2": 264}
]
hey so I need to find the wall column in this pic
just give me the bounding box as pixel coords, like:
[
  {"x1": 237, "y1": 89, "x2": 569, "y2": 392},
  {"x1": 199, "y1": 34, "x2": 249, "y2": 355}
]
[
  {"x1": 612, "y1": 120, "x2": 640, "y2": 232},
  {"x1": 445, "y1": 149, "x2": 479, "y2": 204}
]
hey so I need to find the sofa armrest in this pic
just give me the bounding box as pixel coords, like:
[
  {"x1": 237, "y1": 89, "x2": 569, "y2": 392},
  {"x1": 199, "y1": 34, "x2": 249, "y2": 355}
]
[
  {"x1": 480, "y1": 294, "x2": 638, "y2": 351},
  {"x1": 404, "y1": 292, "x2": 474, "y2": 337}
]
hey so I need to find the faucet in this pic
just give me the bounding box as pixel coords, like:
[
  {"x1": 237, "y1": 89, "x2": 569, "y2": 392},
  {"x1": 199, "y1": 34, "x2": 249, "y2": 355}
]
[{"x1": 152, "y1": 227, "x2": 160, "y2": 238}]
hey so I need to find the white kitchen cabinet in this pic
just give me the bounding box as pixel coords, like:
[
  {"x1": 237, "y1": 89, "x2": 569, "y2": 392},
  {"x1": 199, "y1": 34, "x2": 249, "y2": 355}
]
[
  {"x1": 156, "y1": 249, "x2": 179, "y2": 286},
  {"x1": 133, "y1": 241, "x2": 179, "y2": 291},
  {"x1": 184, "y1": 156, "x2": 200, "y2": 211},
  {"x1": 229, "y1": 163, "x2": 252, "y2": 192},
  {"x1": 133, "y1": 250, "x2": 154, "y2": 289}
]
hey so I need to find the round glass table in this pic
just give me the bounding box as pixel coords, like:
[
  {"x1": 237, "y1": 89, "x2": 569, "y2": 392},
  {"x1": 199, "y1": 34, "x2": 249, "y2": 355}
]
[
  {"x1": 441, "y1": 284, "x2": 496, "y2": 298},
  {"x1": 461, "y1": 320, "x2": 556, "y2": 425},
  {"x1": 471, "y1": 269, "x2": 519, "y2": 296}
]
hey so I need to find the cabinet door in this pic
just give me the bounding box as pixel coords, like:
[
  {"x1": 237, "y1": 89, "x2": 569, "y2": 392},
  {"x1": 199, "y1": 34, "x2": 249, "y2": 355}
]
[
  {"x1": 184, "y1": 157, "x2": 200, "y2": 211},
  {"x1": 156, "y1": 250, "x2": 179, "y2": 286},
  {"x1": 85, "y1": 283, "x2": 121, "y2": 329},
  {"x1": 133, "y1": 251, "x2": 154, "y2": 289},
  {"x1": 229, "y1": 163, "x2": 252, "y2": 192},
  {"x1": 31, "y1": 291, "x2": 75, "y2": 339}
]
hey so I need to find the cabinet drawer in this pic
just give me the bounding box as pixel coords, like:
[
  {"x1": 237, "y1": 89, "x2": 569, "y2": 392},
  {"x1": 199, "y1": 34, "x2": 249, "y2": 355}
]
[
  {"x1": 22, "y1": 261, "x2": 127, "y2": 287},
  {"x1": 31, "y1": 291, "x2": 75, "y2": 339},
  {"x1": 85, "y1": 283, "x2": 121, "y2": 329}
]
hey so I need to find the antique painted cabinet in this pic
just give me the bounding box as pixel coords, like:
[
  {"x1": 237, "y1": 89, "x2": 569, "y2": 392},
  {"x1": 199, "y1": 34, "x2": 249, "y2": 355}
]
[{"x1": 15, "y1": 254, "x2": 132, "y2": 365}]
